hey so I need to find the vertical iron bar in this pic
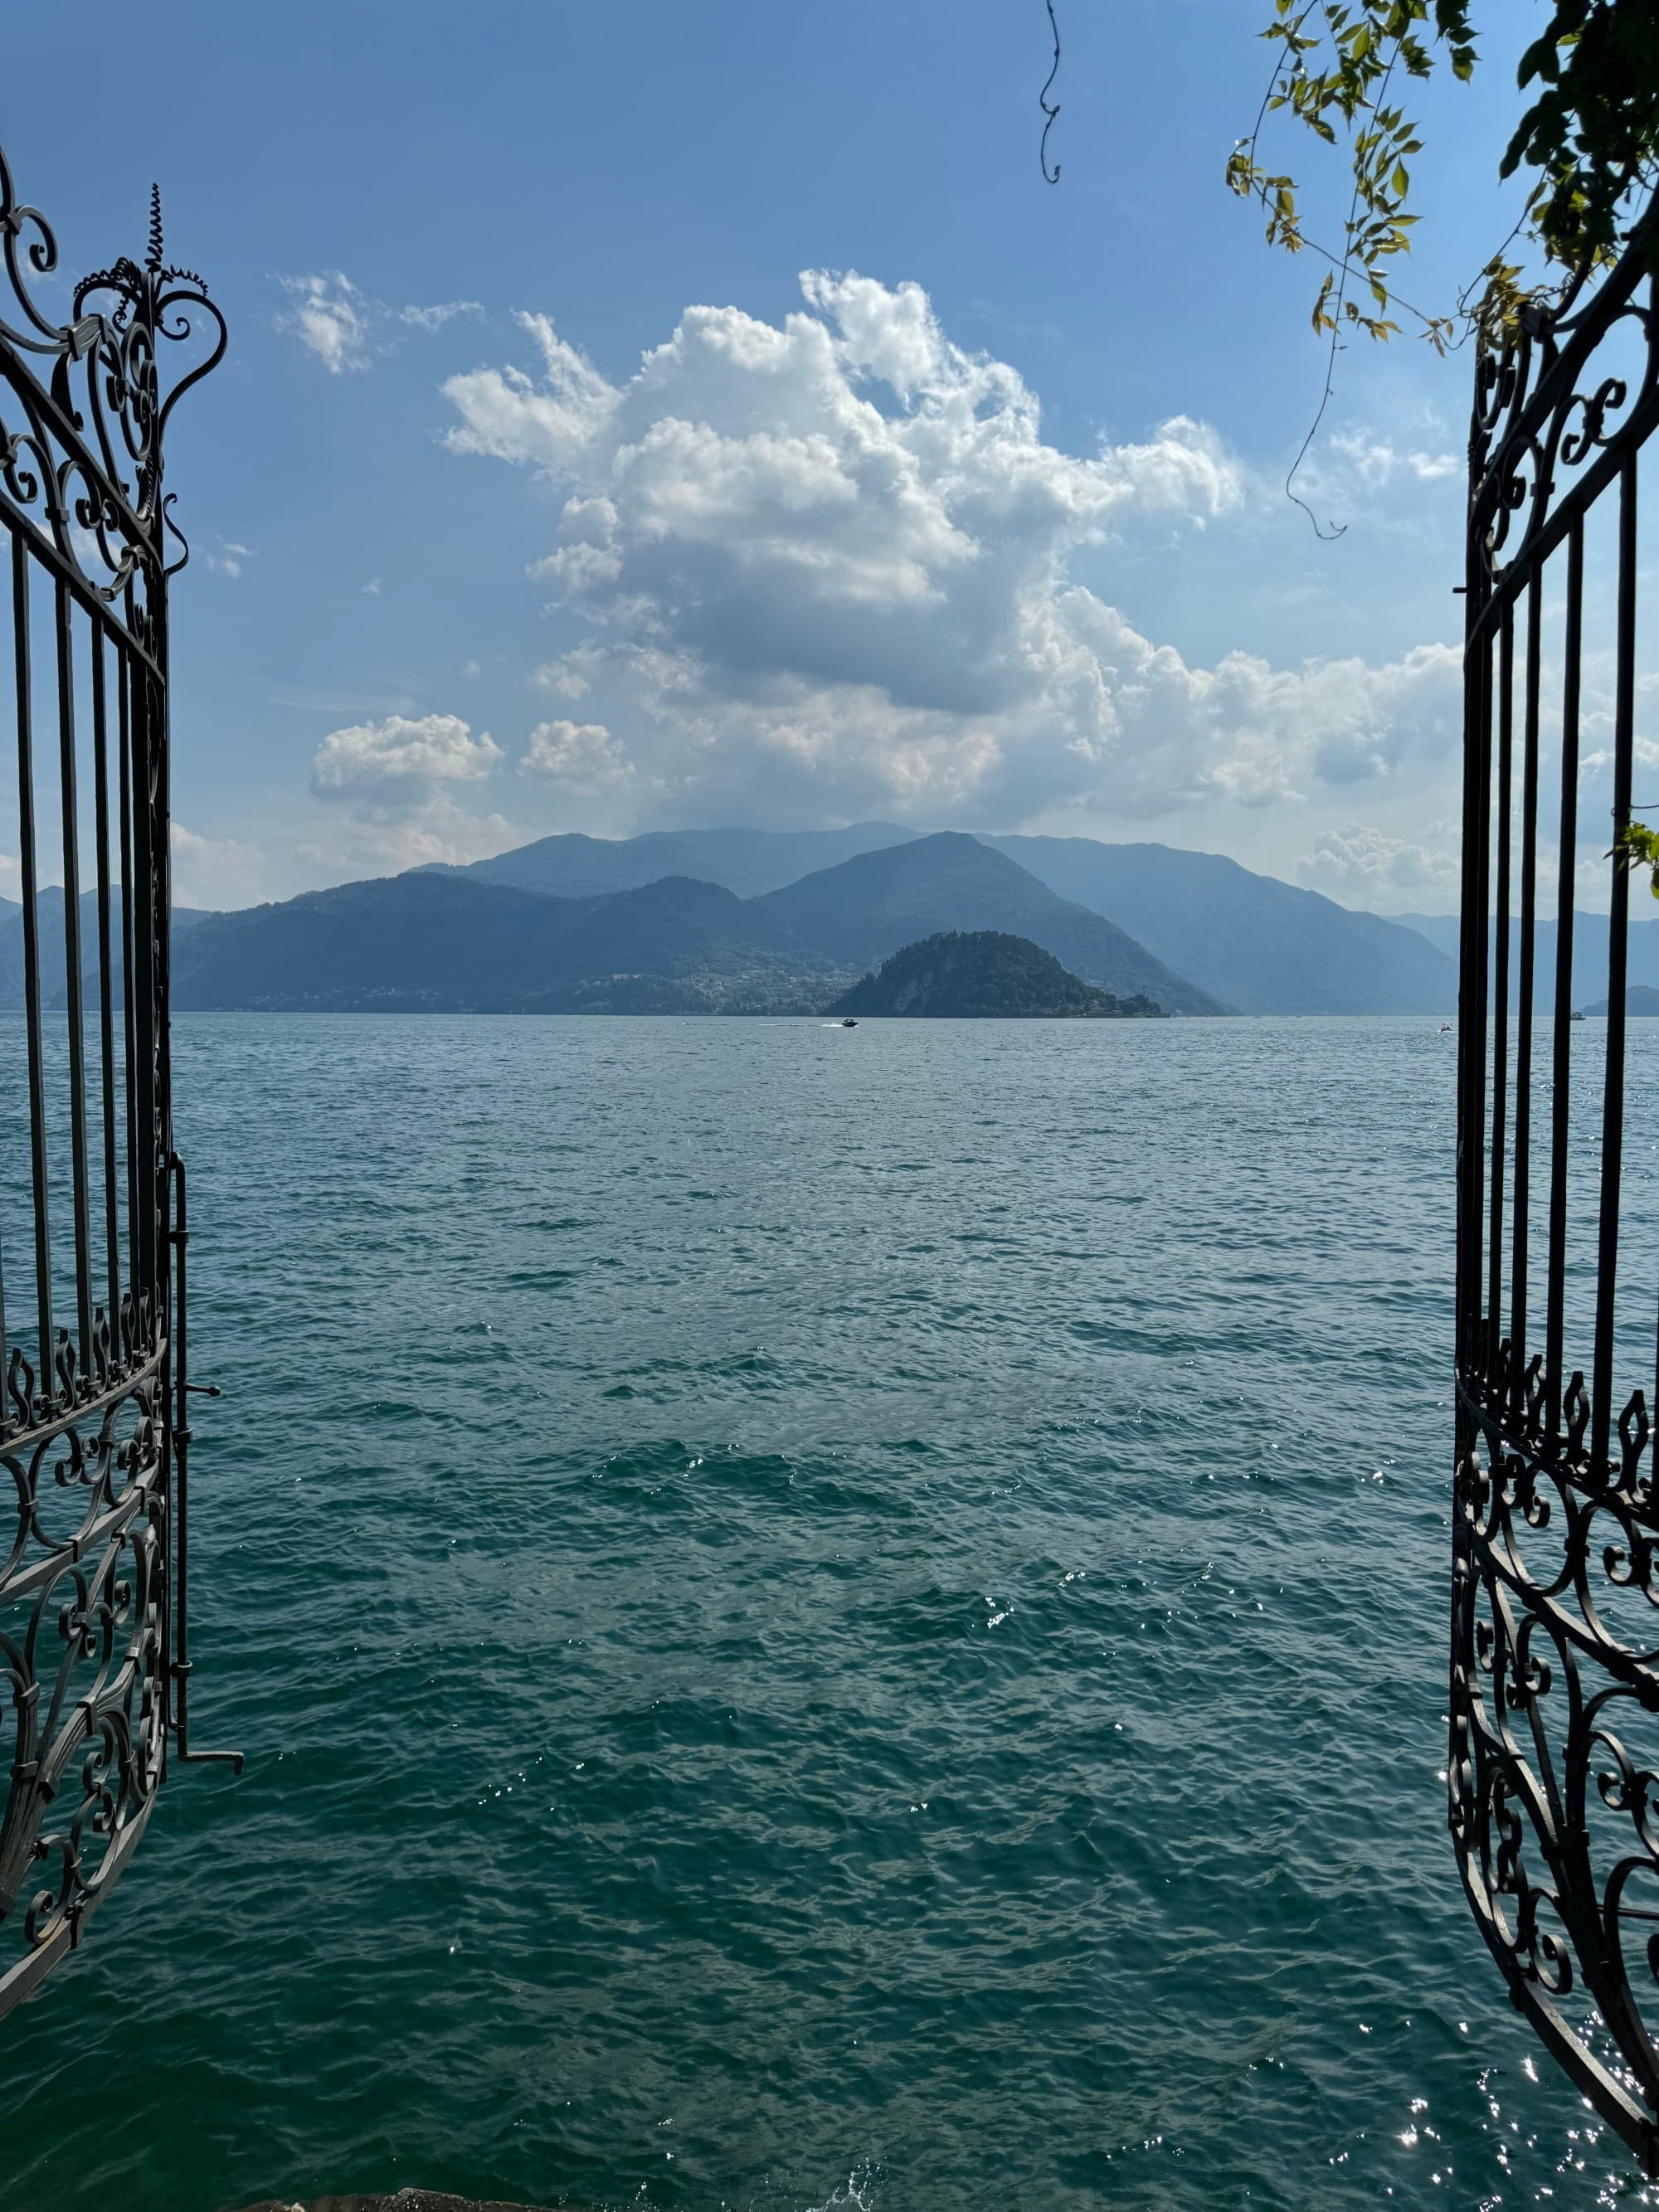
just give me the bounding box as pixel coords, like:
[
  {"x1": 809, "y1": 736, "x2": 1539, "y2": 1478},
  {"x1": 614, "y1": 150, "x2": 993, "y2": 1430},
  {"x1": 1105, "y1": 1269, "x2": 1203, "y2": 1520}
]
[
  {"x1": 129, "y1": 666, "x2": 157, "y2": 1326},
  {"x1": 118, "y1": 639, "x2": 138, "y2": 1315},
  {"x1": 1592, "y1": 458, "x2": 1637, "y2": 1467},
  {"x1": 1458, "y1": 615, "x2": 1494, "y2": 1383},
  {"x1": 1546, "y1": 520, "x2": 1584, "y2": 1437},
  {"x1": 0, "y1": 1123, "x2": 7, "y2": 1429},
  {"x1": 171, "y1": 1148, "x2": 189, "y2": 1748},
  {"x1": 91, "y1": 620, "x2": 121, "y2": 1343},
  {"x1": 12, "y1": 537, "x2": 53, "y2": 1404},
  {"x1": 0, "y1": 540, "x2": 8, "y2": 1427},
  {"x1": 1512, "y1": 571, "x2": 1541, "y2": 1415},
  {"x1": 1489, "y1": 602, "x2": 1515, "y2": 1373},
  {"x1": 55, "y1": 577, "x2": 94, "y2": 1384}
]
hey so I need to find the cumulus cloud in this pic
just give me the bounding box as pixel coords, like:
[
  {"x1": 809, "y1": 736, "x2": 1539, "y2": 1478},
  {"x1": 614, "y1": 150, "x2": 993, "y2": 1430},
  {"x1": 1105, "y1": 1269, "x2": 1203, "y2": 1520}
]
[
  {"x1": 523, "y1": 718, "x2": 635, "y2": 793},
  {"x1": 206, "y1": 539, "x2": 255, "y2": 579},
  {"x1": 311, "y1": 712, "x2": 503, "y2": 803},
  {"x1": 299, "y1": 713, "x2": 517, "y2": 884},
  {"x1": 1296, "y1": 824, "x2": 1461, "y2": 904},
  {"x1": 443, "y1": 270, "x2": 1461, "y2": 824},
  {"x1": 0, "y1": 850, "x2": 20, "y2": 902},
  {"x1": 278, "y1": 274, "x2": 371, "y2": 375}
]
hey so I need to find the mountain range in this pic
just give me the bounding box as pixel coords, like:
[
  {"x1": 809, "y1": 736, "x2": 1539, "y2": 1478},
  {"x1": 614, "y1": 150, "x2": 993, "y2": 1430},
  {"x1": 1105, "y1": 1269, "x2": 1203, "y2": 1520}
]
[
  {"x1": 0, "y1": 824, "x2": 1480, "y2": 1018},
  {"x1": 465, "y1": 823, "x2": 918, "y2": 900},
  {"x1": 158, "y1": 833, "x2": 1226, "y2": 1015},
  {"x1": 450, "y1": 824, "x2": 1458, "y2": 1015}
]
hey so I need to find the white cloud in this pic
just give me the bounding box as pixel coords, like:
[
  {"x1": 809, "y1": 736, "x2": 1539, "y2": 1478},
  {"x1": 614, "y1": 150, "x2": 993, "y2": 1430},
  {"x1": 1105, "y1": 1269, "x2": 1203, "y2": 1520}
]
[
  {"x1": 278, "y1": 277, "x2": 484, "y2": 372},
  {"x1": 362, "y1": 576, "x2": 383, "y2": 596},
  {"x1": 1327, "y1": 429, "x2": 1459, "y2": 488},
  {"x1": 173, "y1": 824, "x2": 280, "y2": 909},
  {"x1": 277, "y1": 273, "x2": 371, "y2": 375},
  {"x1": 1296, "y1": 824, "x2": 1461, "y2": 905},
  {"x1": 523, "y1": 718, "x2": 635, "y2": 793},
  {"x1": 443, "y1": 271, "x2": 1460, "y2": 825},
  {"x1": 207, "y1": 539, "x2": 255, "y2": 579},
  {"x1": 0, "y1": 850, "x2": 20, "y2": 902},
  {"x1": 301, "y1": 713, "x2": 515, "y2": 885},
  {"x1": 294, "y1": 798, "x2": 521, "y2": 880},
  {"x1": 399, "y1": 299, "x2": 484, "y2": 333},
  {"x1": 311, "y1": 712, "x2": 502, "y2": 803}
]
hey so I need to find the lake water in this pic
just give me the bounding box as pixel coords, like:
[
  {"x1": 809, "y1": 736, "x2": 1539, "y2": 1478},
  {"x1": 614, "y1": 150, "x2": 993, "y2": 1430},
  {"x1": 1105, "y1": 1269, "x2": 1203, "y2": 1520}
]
[{"x1": 1, "y1": 1014, "x2": 1651, "y2": 2211}]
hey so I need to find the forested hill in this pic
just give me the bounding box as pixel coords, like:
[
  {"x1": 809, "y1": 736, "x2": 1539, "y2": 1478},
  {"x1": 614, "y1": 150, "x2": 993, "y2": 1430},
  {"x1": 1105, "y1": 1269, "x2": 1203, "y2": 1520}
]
[{"x1": 825, "y1": 932, "x2": 1161, "y2": 1018}]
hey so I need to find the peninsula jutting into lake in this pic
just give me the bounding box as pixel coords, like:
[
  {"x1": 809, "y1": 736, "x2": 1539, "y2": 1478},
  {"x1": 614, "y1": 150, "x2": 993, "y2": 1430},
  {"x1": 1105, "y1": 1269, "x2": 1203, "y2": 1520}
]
[{"x1": 825, "y1": 931, "x2": 1163, "y2": 1018}]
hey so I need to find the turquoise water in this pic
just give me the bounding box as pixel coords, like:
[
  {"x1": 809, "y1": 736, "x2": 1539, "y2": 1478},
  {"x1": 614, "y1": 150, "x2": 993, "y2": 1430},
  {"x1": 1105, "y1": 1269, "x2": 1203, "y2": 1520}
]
[{"x1": 0, "y1": 1014, "x2": 1647, "y2": 2210}]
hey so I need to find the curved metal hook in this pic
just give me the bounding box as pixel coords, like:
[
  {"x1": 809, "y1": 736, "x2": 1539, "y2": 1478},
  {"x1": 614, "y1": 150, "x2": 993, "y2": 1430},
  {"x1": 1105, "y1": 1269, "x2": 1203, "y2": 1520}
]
[
  {"x1": 1039, "y1": 0, "x2": 1062, "y2": 185},
  {"x1": 161, "y1": 490, "x2": 190, "y2": 577}
]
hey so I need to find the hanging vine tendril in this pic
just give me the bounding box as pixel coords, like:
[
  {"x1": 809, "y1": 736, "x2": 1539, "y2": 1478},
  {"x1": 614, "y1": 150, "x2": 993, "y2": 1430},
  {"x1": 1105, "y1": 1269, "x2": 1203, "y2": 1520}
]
[{"x1": 1039, "y1": 0, "x2": 1062, "y2": 183}]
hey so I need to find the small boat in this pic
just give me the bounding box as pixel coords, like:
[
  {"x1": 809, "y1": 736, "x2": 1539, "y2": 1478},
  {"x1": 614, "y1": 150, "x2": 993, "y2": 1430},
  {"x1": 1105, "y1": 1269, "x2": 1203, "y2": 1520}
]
[
  {"x1": 840, "y1": 1018, "x2": 858, "y2": 1028},
  {"x1": 1439, "y1": 1022, "x2": 1453, "y2": 1033},
  {"x1": 1573, "y1": 1009, "x2": 1587, "y2": 1022}
]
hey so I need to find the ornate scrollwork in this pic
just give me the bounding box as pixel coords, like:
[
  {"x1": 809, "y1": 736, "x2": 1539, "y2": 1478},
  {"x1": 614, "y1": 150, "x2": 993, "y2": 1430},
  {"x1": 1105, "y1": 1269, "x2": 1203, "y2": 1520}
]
[
  {"x1": 0, "y1": 155, "x2": 224, "y2": 635},
  {"x1": 1452, "y1": 1364, "x2": 1659, "y2": 2170},
  {"x1": 1470, "y1": 225, "x2": 1659, "y2": 612},
  {"x1": 0, "y1": 1367, "x2": 169, "y2": 2010}
]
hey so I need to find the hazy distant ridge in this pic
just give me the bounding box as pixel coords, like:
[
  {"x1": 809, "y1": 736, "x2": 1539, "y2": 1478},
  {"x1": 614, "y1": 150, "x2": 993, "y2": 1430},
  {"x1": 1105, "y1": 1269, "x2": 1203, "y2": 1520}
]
[
  {"x1": 1391, "y1": 912, "x2": 1659, "y2": 1011},
  {"x1": 2, "y1": 827, "x2": 1469, "y2": 1017},
  {"x1": 469, "y1": 824, "x2": 1458, "y2": 1015},
  {"x1": 158, "y1": 832, "x2": 1224, "y2": 1015}
]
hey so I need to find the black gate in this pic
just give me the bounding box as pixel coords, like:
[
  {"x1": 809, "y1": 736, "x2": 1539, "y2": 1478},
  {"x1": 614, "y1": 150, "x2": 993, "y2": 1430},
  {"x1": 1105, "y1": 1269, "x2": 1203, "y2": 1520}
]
[
  {"x1": 1452, "y1": 212, "x2": 1659, "y2": 2166},
  {"x1": 0, "y1": 142, "x2": 233, "y2": 2019}
]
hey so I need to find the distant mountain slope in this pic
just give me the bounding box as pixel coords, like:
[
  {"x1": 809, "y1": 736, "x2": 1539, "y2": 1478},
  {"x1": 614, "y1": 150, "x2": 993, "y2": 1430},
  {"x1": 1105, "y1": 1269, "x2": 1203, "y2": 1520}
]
[
  {"x1": 157, "y1": 832, "x2": 1221, "y2": 1016},
  {"x1": 171, "y1": 871, "x2": 844, "y2": 1014},
  {"x1": 990, "y1": 838, "x2": 1458, "y2": 1014},
  {"x1": 759, "y1": 834, "x2": 1228, "y2": 1013},
  {"x1": 1583, "y1": 984, "x2": 1659, "y2": 1016},
  {"x1": 1391, "y1": 913, "x2": 1659, "y2": 1009},
  {"x1": 1, "y1": 889, "x2": 214, "y2": 1009},
  {"x1": 172, "y1": 873, "x2": 590, "y2": 1011},
  {"x1": 465, "y1": 823, "x2": 917, "y2": 900},
  {"x1": 826, "y1": 931, "x2": 1159, "y2": 1018},
  {"x1": 1392, "y1": 913, "x2": 1460, "y2": 962},
  {"x1": 515, "y1": 876, "x2": 849, "y2": 1012}
]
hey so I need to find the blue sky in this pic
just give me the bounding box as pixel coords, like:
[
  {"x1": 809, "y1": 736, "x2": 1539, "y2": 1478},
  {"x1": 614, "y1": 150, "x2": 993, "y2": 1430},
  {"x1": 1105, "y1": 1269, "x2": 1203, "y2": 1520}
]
[{"x1": 3, "y1": 2, "x2": 1557, "y2": 912}]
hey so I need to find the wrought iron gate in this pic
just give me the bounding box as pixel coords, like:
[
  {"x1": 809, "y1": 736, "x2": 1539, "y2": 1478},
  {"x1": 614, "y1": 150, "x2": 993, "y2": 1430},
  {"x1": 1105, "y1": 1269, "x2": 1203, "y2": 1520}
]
[
  {"x1": 1452, "y1": 212, "x2": 1659, "y2": 2167},
  {"x1": 0, "y1": 143, "x2": 234, "y2": 2019}
]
